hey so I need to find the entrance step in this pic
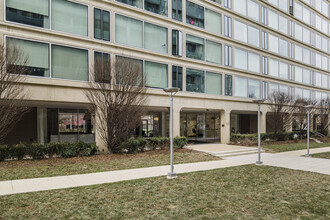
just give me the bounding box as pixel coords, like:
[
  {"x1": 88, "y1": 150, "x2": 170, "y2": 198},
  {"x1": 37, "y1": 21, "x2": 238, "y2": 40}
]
[
  {"x1": 310, "y1": 137, "x2": 323, "y2": 144},
  {"x1": 213, "y1": 149, "x2": 264, "y2": 158}
]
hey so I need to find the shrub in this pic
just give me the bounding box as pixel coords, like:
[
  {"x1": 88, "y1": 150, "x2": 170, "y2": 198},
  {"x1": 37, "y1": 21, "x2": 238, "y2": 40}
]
[
  {"x1": 148, "y1": 137, "x2": 162, "y2": 150},
  {"x1": 159, "y1": 137, "x2": 170, "y2": 149},
  {"x1": 174, "y1": 136, "x2": 188, "y2": 149},
  {"x1": 120, "y1": 138, "x2": 140, "y2": 154},
  {"x1": 45, "y1": 142, "x2": 62, "y2": 158},
  {"x1": 0, "y1": 145, "x2": 10, "y2": 161},
  {"x1": 10, "y1": 143, "x2": 29, "y2": 160},
  {"x1": 136, "y1": 137, "x2": 147, "y2": 152},
  {"x1": 231, "y1": 132, "x2": 298, "y2": 144},
  {"x1": 29, "y1": 143, "x2": 46, "y2": 160}
]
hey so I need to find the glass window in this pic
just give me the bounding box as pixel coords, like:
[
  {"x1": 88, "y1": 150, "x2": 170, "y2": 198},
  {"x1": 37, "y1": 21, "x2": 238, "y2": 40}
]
[
  {"x1": 6, "y1": 0, "x2": 49, "y2": 28},
  {"x1": 234, "y1": 76, "x2": 248, "y2": 97},
  {"x1": 315, "y1": 34, "x2": 322, "y2": 50},
  {"x1": 186, "y1": 1, "x2": 204, "y2": 28},
  {"x1": 6, "y1": 37, "x2": 49, "y2": 77},
  {"x1": 206, "y1": 72, "x2": 222, "y2": 95},
  {"x1": 186, "y1": 34, "x2": 204, "y2": 60},
  {"x1": 225, "y1": 74, "x2": 232, "y2": 96},
  {"x1": 294, "y1": 66, "x2": 303, "y2": 83},
  {"x1": 321, "y1": 56, "x2": 328, "y2": 70},
  {"x1": 172, "y1": 65, "x2": 182, "y2": 90},
  {"x1": 224, "y1": 16, "x2": 232, "y2": 38},
  {"x1": 279, "y1": 0, "x2": 288, "y2": 12},
  {"x1": 268, "y1": 10, "x2": 278, "y2": 30},
  {"x1": 145, "y1": 61, "x2": 168, "y2": 88},
  {"x1": 144, "y1": 23, "x2": 168, "y2": 54},
  {"x1": 295, "y1": 87, "x2": 303, "y2": 99},
  {"x1": 294, "y1": 2, "x2": 302, "y2": 20},
  {"x1": 302, "y1": 48, "x2": 310, "y2": 64},
  {"x1": 295, "y1": 24, "x2": 302, "y2": 42},
  {"x1": 116, "y1": 0, "x2": 143, "y2": 8},
  {"x1": 51, "y1": 45, "x2": 88, "y2": 81},
  {"x1": 321, "y1": 37, "x2": 328, "y2": 52},
  {"x1": 269, "y1": 34, "x2": 278, "y2": 54},
  {"x1": 145, "y1": 0, "x2": 168, "y2": 16},
  {"x1": 302, "y1": 89, "x2": 310, "y2": 100},
  {"x1": 205, "y1": 9, "x2": 222, "y2": 35},
  {"x1": 321, "y1": 74, "x2": 328, "y2": 88},
  {"x1": 234, "y1": 48, "x2": 247, "y2": 70},
  {"x1": 116, "y1": 56, "x2": 143, "y2": 84},
  {"x1": 269, "y1": 58, "x2": 279, "y2": 77},
  {"x1": 294, "y1": 45, "x2": 302, "y2": 62},
  {"x1": 315, "y1": 53, "x2": 322, "y2": 68},
  {"x1": 315, "y1": 72, "x2": 322, "y2": 87},
  {"x1": 248, "y1": 52, "x2": 260, "y2": 73},
  {"x1": 269, "y1": 83, "x2": 279, "y2": 96},
  {"x1": 248, "y1": 26, "x2": 259, "y2": 47},
  {"x1": 52, "y1": 0, "x2": 88, "y2": 36},
  {"x1": 278, "y1": 15, "x2": 288, "y2": 34},
  {"x1": 302, "y1": 6, "x2": 310, "y2": 25},
  {"x1": 248, "y1": 79, "x2": 260, "y2": 98},
  {"x1": 94, "y1": 9, "x2": 110, "y2": 41},
  {"x1": 279, "y1": 62, "x2": 288, "y2": 79},
  {"x1": 115, "y1": 14, "x2": 143, "y2": 48},
  {"x1": 279, "y1": 38, "x2": 288, "y2": 57},
  {"x1": 224, "y1": 45, "x2": 232, "y2": 67},
  {"x1": 206, "y1": 40, "x2": 222, "y2": 65},
  {"x1": 233, "y1": 0, "x2": 246, "y2": 16},
  {"x1": 210, "y1": 0, "x2": 221, "y2": 4},
  {"x1": 172, "y1": 30, "x2": 183, "y2": 56},
  {"x1": 94, "y1": 51, "x2": 110, "y2": 83},
  {"x1": 302, "y1": 69, "x2": 310, "y2": 84},
  {"x1": 247, "y1": 0, "x2": 259, "y2": 21},
  {"x1": 302, "y1": 27, "x2": 310, "y2": 45},
  {"x1": 186, "y1": 68, "x2": 205, "y2": 93},
  {"x1": 172, "y1": 0, "x2": 182, "y2": 21},
  {"x1": 234, "y1": 20, "x2": 247, "y2": 43}
]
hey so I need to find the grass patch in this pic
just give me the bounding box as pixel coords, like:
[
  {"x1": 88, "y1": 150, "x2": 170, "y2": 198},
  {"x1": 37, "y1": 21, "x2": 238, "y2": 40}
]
[
  {"x1": 262, "y1": 142, "x2": 330, "y2": 153},
  {"x1": 312, "y1": 152, "x2": 330, "y2": 159},
  {"x1": 0, "y1": 149, "x2": 218, "y2": 181},
  {"x1": 0, "y1": 165, "x2": 329, "y2": 219}
]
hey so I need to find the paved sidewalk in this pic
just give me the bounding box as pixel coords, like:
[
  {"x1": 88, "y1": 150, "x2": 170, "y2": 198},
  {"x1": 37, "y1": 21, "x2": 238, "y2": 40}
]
[
  {"x1": 0, "y1": 159, "x2": 249, "y2": 196},
  {"x1": 226, "y1": 152, "x2": 330, "y2": 175}
]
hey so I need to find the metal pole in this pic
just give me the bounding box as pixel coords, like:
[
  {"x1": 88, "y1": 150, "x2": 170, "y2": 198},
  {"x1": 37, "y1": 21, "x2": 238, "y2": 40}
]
[
  {"x1": 256, "y1": 104, "x2": 263, "y2": 165},
  {"x1": 168, "y1": 94, "x2": 177, "y2": 178},
  {"x1": 306, "y1": 110, "x2": 311, "y2": 157}
]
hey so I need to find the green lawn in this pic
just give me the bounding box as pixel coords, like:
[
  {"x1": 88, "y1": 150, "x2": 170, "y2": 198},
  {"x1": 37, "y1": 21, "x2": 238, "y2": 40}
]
[
  {"x1": 0, "y1": 149, "x2": 218, "y2": 181},
  {"x1": 262, "y1": 142, "x2": 330, "y2": 153},
  {"x1": 312, "y1": 152, "x2": 330, "y2": 159},
  {"x1": 0, "y1": 165, "x2": 329, "y2": 219}
]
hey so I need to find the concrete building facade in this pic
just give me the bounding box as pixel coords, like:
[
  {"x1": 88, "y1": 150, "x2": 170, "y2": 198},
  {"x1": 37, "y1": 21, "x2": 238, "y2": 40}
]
[{"x1": 0, "y1": 0, "x2": 329, "y2": 151}]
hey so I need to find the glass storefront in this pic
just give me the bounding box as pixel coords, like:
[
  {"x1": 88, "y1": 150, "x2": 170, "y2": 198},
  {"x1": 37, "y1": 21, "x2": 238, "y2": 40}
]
[
  {"x1": 180, "y1": 112, "x2": 220, "y2": 142},
  {"x1": 47, "y1": 108, "x2": 95, "y2": 143},
  {"x1": 135, "y1": 112, "x2": 169, "y2": 137}
]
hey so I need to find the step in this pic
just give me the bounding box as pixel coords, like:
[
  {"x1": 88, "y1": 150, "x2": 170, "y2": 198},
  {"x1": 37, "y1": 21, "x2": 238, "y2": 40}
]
[
  {"x1": 215, "y1": 150, "x2": 265, "y2": 158},
  {"x1": 193, "y1": 148, "x2": 259, "y2": 156}
]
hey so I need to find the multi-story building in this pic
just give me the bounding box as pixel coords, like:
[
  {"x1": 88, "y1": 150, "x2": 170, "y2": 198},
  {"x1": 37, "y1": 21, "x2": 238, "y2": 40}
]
[{"x1": 1, "y1": 0, "x2": 329, "y2": 152}]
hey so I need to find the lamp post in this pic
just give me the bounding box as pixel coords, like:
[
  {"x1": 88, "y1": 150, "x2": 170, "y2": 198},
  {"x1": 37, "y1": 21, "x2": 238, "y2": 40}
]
[
  {"x1": 304, "y1": 105, "x2": 313, "y2": 157},
  {"x1": 253, "y1": 99, "x2": 265, "y2": 165},
  {"x1": 163, "y1": 87, "x2": 180, "y2": 179}
]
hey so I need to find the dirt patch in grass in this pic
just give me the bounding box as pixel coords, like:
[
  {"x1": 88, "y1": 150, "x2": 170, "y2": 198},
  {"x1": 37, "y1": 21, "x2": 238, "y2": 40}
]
[
  {"x1": 0, "y1": 165, "x2": 329, "y2": 219},
  {"x1": 312, "y1": 152, "x2": 330, "y2": 159},
  {"x1": 0, "y1": 149, "x2": 219, "y2": 181}
]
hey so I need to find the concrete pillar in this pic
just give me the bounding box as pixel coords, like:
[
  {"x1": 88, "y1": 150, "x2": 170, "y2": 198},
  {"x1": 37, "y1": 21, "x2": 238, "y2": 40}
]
[
  {"x1": 173, "y1": 108, "x2": 181, "y2": 137},
  {"x1": 37, "y1": 107, "x2": 47, "y2": 144},
  {"x1": 161, "y1": 112, "x2": 166, "y2": 137},
  {"x1": 261, "y1": 111, "x2": 267, "y2": 133},
  {"x1": 220, "y1": 110, "x2": 231, "y2": 144},
  {"x1": 95, "y1": 108, "x2": 108, "y2": 154}
]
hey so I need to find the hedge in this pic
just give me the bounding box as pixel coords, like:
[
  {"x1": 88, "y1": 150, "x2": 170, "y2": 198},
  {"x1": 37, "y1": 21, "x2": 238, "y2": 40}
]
[
  {"x1": 230, "y1": 131, "x2": 302, "y2": 143},
  {"x1": 0, "y1": 142, "x2": 99, "y2": 161},
  {"x1": 120, "y1": 136, "x2": 188, "y2": 154}
]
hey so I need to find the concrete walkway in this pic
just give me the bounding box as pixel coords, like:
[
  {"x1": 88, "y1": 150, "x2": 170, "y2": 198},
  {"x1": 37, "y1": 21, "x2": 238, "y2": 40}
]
[
  {"x1": 279, "y1": 147, "x2": 330, "y2": 156},
  {"x1": 0, "y1": 159, "x2": 249, "y2": 196}
]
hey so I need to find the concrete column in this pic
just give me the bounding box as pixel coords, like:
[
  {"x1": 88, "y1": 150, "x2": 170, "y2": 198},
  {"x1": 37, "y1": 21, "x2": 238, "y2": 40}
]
[
  {"x1": 173, "y1": 109, "x2": 181, "y2": 137},
  {"x1": 261, "y1": 111, "x2": 267, "y2": 133},
  {"x1": 220, "y1": 110, "x2": 231, "y2": 144},
  {"x1": 37, "y1": 107, "x2": 47, "y2": 144},
  {"x1": 95, "y1": 108, "x2": 108, "y2": 154},
  {"x1": 161, "y1": 112, "x2": 166, "y2": 137}
]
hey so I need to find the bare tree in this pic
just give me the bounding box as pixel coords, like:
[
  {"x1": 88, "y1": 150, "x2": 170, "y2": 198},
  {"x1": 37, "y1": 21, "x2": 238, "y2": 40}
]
[
  {"x1": 0, "y1": 42, "x2": 30, "y2": 143},
  {"x1": 292, "y1": 98, "x2": 317, "y2": 138},
  {"x1": 315, "y1": 98, "x2": 330, "y2": 136},
  {"x1": 267, "y1": 91, "x2": 293, "y2": 135},
  {"x1": 85, "y1": 55, "x2": 147, "y2": 153}
]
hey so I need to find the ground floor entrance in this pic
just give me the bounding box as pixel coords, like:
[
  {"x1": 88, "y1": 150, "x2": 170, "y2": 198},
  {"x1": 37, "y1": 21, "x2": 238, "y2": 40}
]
[
  {"x1": 180, "y1": 112, "x2": 221, "y2": 143},
  {"x1": 230, "y1": 112, "x2": 257, "y2": 134}
]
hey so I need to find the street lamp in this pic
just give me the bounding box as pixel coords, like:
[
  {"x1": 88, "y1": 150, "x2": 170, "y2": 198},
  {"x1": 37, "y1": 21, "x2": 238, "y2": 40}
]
[
  {"x1": 253, "y1": 99, "x2": 265, "y2": 165},
  {"x1": 163, "y1": 87, "x2": 180, "y2": 179},
  {"x1": 304, "y1": 105, "x2": 313, "y2": 157}
]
